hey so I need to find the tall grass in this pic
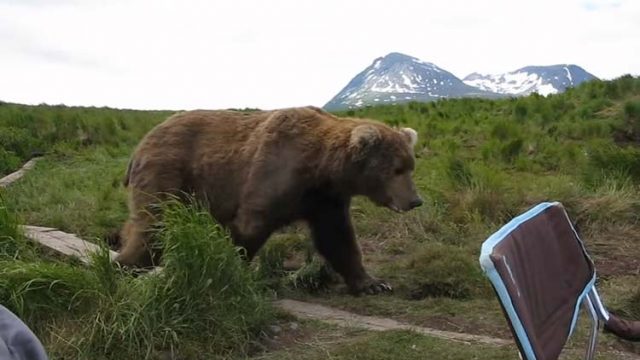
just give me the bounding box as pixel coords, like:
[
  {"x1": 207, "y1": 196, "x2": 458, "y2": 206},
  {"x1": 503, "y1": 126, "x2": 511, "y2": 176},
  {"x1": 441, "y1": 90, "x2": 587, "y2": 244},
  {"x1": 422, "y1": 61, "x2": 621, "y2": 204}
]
[
  {"x1": 0, "y1": 199, "x2": 273, "y2": 359},
  {"x1": 0, "y1": 102, "x2": 172, "y2": 176},
  {"x1": 4, "y1": 150, "x2": 130, "y2": 240},
  {"x1": 0, "y1": 192, "x2": 35, "y2": 260},
  {"x1": 396, "y1": 242, "x2": 490, "y2": 300}
]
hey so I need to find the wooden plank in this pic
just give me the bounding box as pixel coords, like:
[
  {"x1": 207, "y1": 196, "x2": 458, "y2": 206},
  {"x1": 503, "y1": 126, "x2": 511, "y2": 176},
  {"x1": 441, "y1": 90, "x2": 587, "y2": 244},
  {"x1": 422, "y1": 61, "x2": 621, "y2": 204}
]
[
  {"x1": 20, "y1": 225, "x2": 118, "y2": 264},
  {"x1": 0, "y1": 157, "x2": 40, "y2": 188}
]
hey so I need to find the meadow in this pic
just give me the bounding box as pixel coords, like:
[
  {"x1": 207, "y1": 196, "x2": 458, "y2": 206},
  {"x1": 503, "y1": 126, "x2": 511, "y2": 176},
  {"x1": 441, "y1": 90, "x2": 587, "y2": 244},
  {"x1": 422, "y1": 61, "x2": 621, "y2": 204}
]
[{"x1": 1, "y1": 76, "x2": 640, "y2": 359}]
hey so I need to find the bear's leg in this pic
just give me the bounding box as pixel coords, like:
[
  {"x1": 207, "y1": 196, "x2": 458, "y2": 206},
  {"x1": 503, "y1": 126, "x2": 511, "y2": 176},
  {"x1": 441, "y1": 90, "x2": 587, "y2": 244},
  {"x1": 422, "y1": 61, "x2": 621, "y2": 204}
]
[
  {"x1": 231, "y1": 211, "x2": 273, "y2": 260},
  {"x1": 115, "y1": 215, "x2": 156, "y2": 267},
  {"x1": 115, "y1": 190, "x2": 161, "y2": 268},
  {"x1": 307, "y1": 199, "x2": 392, "y2": 295}
]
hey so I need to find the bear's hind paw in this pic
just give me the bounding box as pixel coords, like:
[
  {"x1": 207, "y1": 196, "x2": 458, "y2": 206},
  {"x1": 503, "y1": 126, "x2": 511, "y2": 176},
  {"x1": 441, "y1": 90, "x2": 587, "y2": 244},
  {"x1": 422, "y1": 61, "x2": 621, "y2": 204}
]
[{"x1": 351, "y1": 278, "x2": 393, "y2": 295}]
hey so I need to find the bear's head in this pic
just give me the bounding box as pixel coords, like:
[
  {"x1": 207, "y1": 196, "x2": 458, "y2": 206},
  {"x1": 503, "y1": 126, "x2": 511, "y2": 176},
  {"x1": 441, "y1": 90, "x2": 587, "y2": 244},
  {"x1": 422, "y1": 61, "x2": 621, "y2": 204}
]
[{"x1": 349, "y1": 124, "x2": 423, "y2": 212}]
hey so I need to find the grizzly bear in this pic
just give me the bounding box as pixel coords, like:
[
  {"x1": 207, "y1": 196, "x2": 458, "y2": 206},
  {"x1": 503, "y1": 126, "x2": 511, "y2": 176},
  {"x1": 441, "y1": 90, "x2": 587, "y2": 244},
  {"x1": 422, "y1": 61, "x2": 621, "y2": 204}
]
[{"x1": 116, "y1": 106, "x2": 422, "y2": 294}]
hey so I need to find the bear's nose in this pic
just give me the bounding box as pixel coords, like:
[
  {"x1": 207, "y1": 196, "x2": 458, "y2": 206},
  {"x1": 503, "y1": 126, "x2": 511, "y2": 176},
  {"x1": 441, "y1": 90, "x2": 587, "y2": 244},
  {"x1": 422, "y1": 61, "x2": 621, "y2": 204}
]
[{"x1": 409, "y1": 198, "x2": 423, "y2": 209}]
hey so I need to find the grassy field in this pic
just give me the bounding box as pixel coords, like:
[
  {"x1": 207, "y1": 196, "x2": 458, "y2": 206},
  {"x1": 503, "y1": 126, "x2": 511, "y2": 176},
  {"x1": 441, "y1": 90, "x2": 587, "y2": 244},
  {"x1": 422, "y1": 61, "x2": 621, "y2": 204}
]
[{"x1": 1, "y1": 76, "x2": 640, "y2": 358}]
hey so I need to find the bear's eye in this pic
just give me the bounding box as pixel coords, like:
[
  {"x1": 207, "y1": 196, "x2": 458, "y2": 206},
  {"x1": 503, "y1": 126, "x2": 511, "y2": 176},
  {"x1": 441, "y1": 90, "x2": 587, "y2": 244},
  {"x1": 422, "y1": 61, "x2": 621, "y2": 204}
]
[{"x1": 394, "y1": 167, "x2": 404, "y2": 175}]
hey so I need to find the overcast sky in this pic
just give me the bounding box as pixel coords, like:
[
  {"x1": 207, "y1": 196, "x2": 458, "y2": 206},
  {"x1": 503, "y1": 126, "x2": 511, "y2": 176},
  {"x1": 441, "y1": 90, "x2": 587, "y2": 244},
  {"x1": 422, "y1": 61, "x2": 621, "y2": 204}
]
[{"x1": 0, "y1": 0, "x2": 638, "y2": 110}]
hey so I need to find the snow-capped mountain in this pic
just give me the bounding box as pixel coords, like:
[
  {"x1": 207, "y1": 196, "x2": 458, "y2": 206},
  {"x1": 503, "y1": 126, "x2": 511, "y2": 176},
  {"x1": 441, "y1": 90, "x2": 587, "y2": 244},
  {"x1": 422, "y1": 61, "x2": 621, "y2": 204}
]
[
  {"x1": 324, "y1": 52, "x2": 499, "y2": 111},
  {"x1": 323, "y1": 53, "x2": 598, "y2": 111},
  {"x1": 463, "y1": 65, "x2": 597, "y2": 96}
]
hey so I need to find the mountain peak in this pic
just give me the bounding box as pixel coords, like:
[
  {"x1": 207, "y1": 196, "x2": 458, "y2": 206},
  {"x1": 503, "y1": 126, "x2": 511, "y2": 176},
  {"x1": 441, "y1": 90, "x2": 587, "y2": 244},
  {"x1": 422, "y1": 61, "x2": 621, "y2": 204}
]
[
  {"x1": 323, "y1": 54, "x2": 597, "y2": 111},
  {"x1": 376, "y1": 52, "x2": 439, "y2": 69},
  {"x1": 380, "y1": 52, "x2": 419, "y2": 60},
  {"x1": 324, "y1": 53, "x2": 496, "y2": 111}
]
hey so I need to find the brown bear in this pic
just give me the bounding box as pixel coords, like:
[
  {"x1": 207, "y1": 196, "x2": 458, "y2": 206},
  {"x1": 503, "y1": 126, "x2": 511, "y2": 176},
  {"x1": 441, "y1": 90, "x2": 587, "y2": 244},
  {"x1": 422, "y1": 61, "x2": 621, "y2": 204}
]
[{"x1": 116, "y1": 106, "x2": 422, "y2": 294}]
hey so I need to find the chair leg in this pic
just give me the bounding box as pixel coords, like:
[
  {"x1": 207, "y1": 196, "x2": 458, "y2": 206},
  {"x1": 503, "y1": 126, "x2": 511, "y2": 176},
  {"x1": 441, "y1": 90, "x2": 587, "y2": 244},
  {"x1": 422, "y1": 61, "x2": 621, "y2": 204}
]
[
  {"x1": 584, "y1": 295, "x2": 600, "y2": 360},
  {"x1": 588, "y1": 288, "x2": 610, "y2": 322}
]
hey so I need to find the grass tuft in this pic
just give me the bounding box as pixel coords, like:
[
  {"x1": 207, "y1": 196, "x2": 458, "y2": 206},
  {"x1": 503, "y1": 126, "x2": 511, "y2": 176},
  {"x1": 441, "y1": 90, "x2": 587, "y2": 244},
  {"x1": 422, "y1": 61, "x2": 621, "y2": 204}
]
[
  {"x1": 0, "y1": 198, "x2": 273, "y2": 359},
  {"x1": 388, "y1": 242, "x2": 490, "y2": 300},
  {"x1": 0, "y1": 192, "x2": 35, "y2": 260}
]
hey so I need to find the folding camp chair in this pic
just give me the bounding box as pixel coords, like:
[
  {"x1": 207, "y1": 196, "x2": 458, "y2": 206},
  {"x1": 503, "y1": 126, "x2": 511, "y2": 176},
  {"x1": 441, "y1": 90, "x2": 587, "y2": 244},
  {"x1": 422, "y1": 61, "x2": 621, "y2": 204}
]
[{"x1": 479, "y1": 202, "x2": 610, "y2": 360}]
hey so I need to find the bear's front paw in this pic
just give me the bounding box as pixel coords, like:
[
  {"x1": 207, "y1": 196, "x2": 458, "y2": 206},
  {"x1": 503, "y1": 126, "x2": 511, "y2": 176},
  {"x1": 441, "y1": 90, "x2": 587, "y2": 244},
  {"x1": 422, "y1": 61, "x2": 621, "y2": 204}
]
[{"x1": 350, "y1": 278, "x2": 393, "y2": 295}]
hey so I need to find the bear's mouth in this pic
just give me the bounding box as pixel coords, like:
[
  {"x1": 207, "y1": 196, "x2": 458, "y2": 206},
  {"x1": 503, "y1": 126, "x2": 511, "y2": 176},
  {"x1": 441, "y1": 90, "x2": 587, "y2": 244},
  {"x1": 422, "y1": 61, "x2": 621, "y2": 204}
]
[{"x1": 387, "y1": 203, "x2": 403, "y2": 213}]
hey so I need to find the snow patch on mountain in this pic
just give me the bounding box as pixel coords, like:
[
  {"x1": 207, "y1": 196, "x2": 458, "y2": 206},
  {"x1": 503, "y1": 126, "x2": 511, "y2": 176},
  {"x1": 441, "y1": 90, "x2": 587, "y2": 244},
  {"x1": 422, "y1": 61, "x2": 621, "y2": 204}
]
[
  {"x1": 463, "y1": 65, "x2": 597, "y2": 96},
  {"x1": 463, "y1": 72, "x2": 558, "y2": 96}
]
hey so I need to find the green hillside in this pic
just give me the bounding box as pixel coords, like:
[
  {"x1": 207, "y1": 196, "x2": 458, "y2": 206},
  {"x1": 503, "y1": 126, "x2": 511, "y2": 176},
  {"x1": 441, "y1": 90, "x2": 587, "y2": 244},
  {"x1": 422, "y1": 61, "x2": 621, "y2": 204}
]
[{"x1": 1, "y1": 75, "x2": 640, "y2": 359}]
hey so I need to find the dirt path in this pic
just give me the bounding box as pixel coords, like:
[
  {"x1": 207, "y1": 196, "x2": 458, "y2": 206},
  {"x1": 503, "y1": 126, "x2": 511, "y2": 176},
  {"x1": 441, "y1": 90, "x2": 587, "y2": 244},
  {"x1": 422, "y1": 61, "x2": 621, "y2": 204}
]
[{"x1": 274, "y1": 299, "x2": 510, "y2": 346}]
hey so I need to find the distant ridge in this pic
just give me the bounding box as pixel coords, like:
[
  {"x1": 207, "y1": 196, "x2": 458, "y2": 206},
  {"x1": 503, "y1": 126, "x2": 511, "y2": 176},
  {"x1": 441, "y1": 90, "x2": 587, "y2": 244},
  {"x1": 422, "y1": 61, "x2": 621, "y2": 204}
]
[{"x1": 324, "y1": 53, "x2": 597, "y2": 111}]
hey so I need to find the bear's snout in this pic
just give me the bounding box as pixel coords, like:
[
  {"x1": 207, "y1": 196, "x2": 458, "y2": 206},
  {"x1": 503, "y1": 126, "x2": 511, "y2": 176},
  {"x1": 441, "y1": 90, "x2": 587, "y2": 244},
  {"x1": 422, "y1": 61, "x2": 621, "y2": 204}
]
[
  {"x1": 409, "y1": 197, "x2": 423, "y2": 209},
  {"x1": 397, "y1": 196, "x2": 423, "y2": 212},
  {"x1": 379, "y1": 174, "x2": 423, "y2": 213},
  {"x1": 385, "y1": 196, "x2": 423, "y2": 213}
]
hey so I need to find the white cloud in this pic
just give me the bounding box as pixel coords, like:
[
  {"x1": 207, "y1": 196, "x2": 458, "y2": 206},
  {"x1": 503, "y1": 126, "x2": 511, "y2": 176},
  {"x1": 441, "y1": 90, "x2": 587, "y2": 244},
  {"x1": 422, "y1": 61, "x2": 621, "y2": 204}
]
[{"x1": 0, "y1": 0, "x2": 638, "y2": 110}]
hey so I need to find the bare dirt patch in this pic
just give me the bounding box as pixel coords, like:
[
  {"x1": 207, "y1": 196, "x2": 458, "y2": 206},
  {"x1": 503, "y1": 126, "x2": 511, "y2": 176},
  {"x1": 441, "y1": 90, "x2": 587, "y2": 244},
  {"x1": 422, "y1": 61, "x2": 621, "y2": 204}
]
[{"x1": 587, "y1": 227, "x2": 640, "y2": 277}]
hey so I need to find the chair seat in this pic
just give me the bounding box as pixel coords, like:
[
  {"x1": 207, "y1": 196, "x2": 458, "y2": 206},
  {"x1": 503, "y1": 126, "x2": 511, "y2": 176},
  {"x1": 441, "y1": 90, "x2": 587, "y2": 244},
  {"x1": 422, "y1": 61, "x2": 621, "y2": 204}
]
[{"x1": 480, "y1": 202, "x2": 602, "y2": 360}]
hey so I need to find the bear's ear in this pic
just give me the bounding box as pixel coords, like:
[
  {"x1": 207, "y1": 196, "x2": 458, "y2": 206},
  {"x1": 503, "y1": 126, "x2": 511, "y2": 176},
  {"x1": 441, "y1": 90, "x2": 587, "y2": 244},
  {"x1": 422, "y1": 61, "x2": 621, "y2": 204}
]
[
  {"x1": 350, "y1": 125, "x2": 381, "y2": 159},
  {"x1": 399, "y1": 127, "x2": 418, "y2": 148}
]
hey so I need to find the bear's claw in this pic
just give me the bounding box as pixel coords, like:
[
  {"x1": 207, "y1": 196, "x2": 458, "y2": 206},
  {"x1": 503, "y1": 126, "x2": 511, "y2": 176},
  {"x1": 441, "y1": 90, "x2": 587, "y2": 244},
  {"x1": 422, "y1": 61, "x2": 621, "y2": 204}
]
[{"x1": 352, "y1": 278, "x2": 393, "y2": 295}]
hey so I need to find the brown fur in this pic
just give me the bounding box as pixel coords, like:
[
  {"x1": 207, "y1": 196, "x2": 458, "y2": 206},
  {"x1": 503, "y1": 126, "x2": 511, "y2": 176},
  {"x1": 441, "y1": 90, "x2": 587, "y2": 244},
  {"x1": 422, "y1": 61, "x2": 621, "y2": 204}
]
[{"x1": 116, "y1": 106, "x2": 422, "y2": 294}]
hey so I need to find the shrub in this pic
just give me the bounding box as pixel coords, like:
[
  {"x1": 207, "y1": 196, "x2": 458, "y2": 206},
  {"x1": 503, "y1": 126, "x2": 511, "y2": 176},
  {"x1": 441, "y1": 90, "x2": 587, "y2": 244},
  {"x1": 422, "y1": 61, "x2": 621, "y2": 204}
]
[
  {"x1": 0, "y1": 127, "x2": 41, "y2": 158},
  {"x1": 500, "y1": 138, "x2": 523, "y2": 163},
  {"x1": 445, "y1": 157, "x2": 473, "y2": 189},
  {"x1": 400, "y1": 243, "x2": 489, "y2": 300},
  {"x1": 513, "y1": 101, "x2": 528, "y2": 121},
  {"x1": 444, "y1": 162, "x2": 516, "y2": 224},
  {"x1": 584, "y1": 144, "x2": 640, "y2": 185},
  {"x1": 0, "y1": 148, "x2": 20, "y2": 176},
  {"x1": 490, "y1": 121, "x2": 519, "y2": 141},
  {"x1": 624, "y1": 100, "x2": 640, "y2": 122},
  {"x1": 575, "y1": 176, "x2": 640, "y2": 227}
]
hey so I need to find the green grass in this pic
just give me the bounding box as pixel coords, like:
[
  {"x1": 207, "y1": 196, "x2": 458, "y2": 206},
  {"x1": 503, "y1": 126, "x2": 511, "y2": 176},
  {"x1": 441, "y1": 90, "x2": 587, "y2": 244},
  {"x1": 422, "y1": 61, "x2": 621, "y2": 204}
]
[
  {"x1": 250, "y1": 320, "x2": 631, "y2": 360},
  {"x1": 0, "y1": 192, "x2": 25, "y2": 257},
  {"x1": 0, "y1": 197, "x2": 273, "y2": 359},
  {"x1": 5, "y1": 148, "x2": 130, "y2": 240},
  {"x1": 0, "y1": 101, "x2": 172, "y2": 176},
  {"x1": 2, "y1": 76, "x2": 640, "y2": 358},
  {"x1": 256, "y1": 327, "x2": 516, "y2": 360},
  {"x1": 386, "y1": 242, "x2": 491, "y2": 300}
]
